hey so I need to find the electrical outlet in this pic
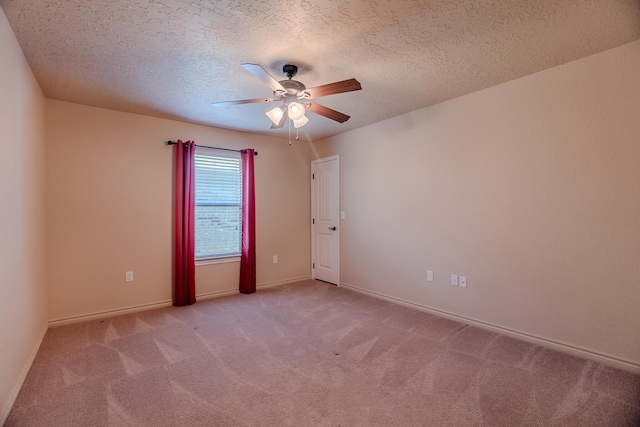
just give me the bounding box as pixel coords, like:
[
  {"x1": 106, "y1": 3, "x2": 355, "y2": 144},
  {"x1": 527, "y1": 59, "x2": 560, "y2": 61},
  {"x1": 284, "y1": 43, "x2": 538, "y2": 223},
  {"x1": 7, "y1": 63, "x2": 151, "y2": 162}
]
[
  {"x1": 273, "y1": 255, "x2": 278, "y2": 264},
  {"x1": 459, "y1": 276, "x2": 467, "y2": 288},
  {"x1": 427, "y1": 270, "x2": 434, "y2": 282},
  {"x1": 451, "y1": 274, "x2": 458, "y2": 286},
  {"x1": 126, "y1": 271, "x2": 134, "y2": 282}
]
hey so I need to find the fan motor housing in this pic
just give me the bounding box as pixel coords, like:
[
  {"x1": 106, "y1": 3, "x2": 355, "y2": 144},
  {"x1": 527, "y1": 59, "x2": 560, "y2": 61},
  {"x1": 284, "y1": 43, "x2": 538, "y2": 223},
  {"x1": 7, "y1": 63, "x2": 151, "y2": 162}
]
[
  {"x1": 279, "y1": 79, "x2": 306, "y2": 93},
  {"x1": 276, "y1": 64, "x2": 307, "y2": 98}
]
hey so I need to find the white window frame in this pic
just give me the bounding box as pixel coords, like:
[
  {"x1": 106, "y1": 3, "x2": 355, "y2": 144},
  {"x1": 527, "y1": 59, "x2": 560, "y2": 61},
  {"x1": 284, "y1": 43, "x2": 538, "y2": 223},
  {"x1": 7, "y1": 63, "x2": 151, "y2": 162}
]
[{"x1": 194, "y1": 147, "x2": 242, "y2": 261}]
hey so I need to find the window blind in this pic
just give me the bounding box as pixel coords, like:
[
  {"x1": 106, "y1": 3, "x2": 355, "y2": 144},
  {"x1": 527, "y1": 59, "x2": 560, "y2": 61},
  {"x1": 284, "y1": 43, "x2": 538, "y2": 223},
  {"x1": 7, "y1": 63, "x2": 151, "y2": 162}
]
[{"x1": 194, "y1": 151, "x2": 242, "y2": 258}]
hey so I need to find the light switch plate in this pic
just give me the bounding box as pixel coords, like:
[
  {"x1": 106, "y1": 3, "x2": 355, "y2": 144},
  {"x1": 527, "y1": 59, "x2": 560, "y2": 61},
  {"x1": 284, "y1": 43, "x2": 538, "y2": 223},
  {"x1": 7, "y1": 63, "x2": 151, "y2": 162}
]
[
  {"x1": 451, "y1": 274, "x2": 458, "y2": 286},
  {"x1": 459, "y1": 276, "x2": 467, "y2": 288},
  {"x1": 427, "y1": 270, "x2": 434, "y2": 282}
]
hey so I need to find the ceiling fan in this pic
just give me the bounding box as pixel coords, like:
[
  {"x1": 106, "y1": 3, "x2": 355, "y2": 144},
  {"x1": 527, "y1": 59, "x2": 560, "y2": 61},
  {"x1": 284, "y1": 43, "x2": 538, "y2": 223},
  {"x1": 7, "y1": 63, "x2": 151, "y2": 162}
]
[{"x1": 212, "y1": 63, "x2": 362, "y2": 130}]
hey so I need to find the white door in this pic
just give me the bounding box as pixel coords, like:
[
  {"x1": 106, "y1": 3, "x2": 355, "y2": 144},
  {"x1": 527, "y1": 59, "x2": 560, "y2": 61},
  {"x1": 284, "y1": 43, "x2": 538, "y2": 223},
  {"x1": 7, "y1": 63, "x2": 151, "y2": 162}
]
[{"x1": 311, "y1": 156, "x2": 340, "y2": 285}]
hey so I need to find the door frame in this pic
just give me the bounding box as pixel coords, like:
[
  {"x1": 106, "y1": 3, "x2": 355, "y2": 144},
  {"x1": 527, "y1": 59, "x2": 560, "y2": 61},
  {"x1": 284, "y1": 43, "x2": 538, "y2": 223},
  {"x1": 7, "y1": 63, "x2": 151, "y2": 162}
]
[{"x1": 311, "y1": 155, "x2": 340, "y2": 286}]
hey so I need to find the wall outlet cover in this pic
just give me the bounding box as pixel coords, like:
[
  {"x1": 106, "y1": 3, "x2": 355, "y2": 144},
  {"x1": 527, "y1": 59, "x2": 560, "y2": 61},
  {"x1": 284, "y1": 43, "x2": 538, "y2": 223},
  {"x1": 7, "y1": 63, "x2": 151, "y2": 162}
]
[{"x1": 459, "y1": 276, "x2": 467, "y2": 288}]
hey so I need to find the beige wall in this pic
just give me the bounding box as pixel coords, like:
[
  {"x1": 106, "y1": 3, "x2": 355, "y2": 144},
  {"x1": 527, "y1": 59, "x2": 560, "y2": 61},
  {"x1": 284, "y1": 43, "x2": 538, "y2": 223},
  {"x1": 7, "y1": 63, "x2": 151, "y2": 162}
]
[
  {"x1": 46, "y1": 100, "x2": 313, "y2": 322},
  {"x1": 0, "y1": 9, "x2": 48, "y2": 423},
  {"x1": 312, "y1": 40, "x2": 640, "y2": 368}
]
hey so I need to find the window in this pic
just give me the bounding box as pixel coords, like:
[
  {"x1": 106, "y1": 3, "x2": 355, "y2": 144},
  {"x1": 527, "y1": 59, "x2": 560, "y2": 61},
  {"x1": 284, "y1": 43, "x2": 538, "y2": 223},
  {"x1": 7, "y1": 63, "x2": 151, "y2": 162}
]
[{"x1": 194, "y1": 148, "x2": 242, "y2": 259}]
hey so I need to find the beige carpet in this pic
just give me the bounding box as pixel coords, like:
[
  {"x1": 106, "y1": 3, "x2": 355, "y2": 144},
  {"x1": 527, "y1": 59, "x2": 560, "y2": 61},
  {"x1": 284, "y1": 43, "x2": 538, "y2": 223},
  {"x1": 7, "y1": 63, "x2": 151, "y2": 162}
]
[{"x1": 7, "y1": 279, "x2": 640, "y2": 426}]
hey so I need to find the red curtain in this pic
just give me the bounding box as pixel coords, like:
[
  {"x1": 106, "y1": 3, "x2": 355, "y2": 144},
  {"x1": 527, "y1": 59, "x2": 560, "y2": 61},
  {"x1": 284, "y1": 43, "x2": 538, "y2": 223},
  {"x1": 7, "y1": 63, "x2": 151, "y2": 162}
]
[
  {"x1": 239, "y1": 149, "x2": 256, "y2": 294},
  {"x1": 174, "y1": 140, "x2": 196, "y2": 306}
]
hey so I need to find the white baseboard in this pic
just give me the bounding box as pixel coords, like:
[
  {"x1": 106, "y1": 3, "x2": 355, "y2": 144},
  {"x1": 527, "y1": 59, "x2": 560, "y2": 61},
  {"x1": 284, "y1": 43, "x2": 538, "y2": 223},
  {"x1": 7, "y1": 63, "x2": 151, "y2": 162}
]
[
  {"x1": 196, "y1": 288, "x2": 239, "y2": 301},
  {"x1": 48, "y1": 300, "x2": 174, "y2": 327},
  {"x1": 1, "y1": 324, "x2": 48, "y2": 426},
  {"x1": 339, "y1": 282, "x2": 640, "y2": 374},
  {"x1": 189, "y1": 276, "x2": 313, "y2": 301},
  {"x1": 257, "y1": 276, "x2": 312, "y2": 290},
  {"x1": 47, "y1": 276, "x2": 312, "y2": 327}
]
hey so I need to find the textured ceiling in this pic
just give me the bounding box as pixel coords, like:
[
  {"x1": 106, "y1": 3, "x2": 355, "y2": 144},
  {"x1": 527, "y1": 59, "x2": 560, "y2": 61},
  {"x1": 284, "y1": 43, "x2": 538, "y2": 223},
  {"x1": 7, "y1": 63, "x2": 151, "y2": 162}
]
[{"x1": 2, "y1": 0, "x2": 640, "y2": 142}]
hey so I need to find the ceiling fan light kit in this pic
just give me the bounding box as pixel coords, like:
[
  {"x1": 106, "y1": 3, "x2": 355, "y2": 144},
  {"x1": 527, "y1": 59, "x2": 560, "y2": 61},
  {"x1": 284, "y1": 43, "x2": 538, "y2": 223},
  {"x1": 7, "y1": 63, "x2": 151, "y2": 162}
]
[
  {"x1": 293, "y1": 115, "x2": 309, "y2": 129},
  {"x1": 212, "y1": 63, "x2": 362, "y2": 143},
  {"x1": 287, "y1": 102, "x2": 306, "y2": 121},
  {"x1": 266, "y1": 106, "x2": 285, "y2": 124}
]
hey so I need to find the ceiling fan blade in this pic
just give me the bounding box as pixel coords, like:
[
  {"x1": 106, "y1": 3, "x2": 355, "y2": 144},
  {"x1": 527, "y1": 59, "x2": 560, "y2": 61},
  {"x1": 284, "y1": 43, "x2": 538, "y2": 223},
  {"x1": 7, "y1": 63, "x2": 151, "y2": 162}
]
[
  {"x1": 307, "y1": 103, "x2": 351, "y2": 123},
  {"x1": 212, "y1": 98, "x2": 274, "y2": 107},
  {"x1": 241, "y1": 63, "x2": 286, "y2": 93},
  {"x1": 305, "y1": 78, "x2": 362, "y2": 99}
]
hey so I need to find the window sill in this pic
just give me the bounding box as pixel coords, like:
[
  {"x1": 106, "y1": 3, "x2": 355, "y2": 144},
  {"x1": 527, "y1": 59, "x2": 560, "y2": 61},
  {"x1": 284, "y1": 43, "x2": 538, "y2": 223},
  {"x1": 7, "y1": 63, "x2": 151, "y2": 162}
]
[{"x1": 196, "y1": 255, "x2": 241, "y2": 266}]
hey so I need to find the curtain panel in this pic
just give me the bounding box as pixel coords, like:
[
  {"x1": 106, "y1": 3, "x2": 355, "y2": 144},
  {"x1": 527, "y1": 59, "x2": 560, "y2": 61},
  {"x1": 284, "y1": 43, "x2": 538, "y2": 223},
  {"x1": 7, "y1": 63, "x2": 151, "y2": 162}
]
[
  {"x1": 174, "y1": 140, "x2": 196, "y2": 306},
  {"x1": 239, "y1": 149, "x2": 256, "y2": 293}
]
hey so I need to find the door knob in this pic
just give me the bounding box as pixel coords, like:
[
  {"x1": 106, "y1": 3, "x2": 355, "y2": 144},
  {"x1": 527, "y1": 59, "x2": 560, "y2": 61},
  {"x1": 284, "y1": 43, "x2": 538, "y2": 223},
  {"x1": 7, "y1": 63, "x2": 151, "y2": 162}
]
[{"x1": 329, "y1": 226, "x2": 337, "y2": 231}]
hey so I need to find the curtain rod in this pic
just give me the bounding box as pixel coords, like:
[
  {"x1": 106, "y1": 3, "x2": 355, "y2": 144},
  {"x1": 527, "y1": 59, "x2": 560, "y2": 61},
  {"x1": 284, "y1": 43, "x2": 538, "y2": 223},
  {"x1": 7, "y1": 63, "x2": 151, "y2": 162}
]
[{"x1": 166, "y1": 141, "x2": 258, "y2": 156}]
